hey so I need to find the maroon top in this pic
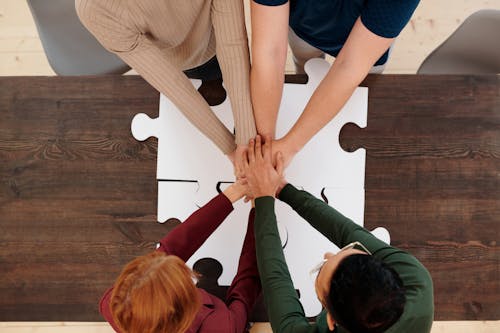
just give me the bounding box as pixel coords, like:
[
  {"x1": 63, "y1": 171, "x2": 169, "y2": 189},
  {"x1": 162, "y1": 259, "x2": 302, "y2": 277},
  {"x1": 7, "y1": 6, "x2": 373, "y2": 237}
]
[{"x1": 99, "y1": 193, "x2": 261, "y2": 332}]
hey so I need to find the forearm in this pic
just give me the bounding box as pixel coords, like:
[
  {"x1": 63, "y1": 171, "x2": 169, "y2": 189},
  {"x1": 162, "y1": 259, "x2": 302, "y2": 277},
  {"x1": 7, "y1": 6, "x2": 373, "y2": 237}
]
[
  {"x1": 251, "y1": 63, "x2": 285, "y2": 138},
  {"x1": 284, "y1": 63, "x2": 362, "y2": 151},
  {"x1": 278, "y1": 184, "x2": 367, "y2": 248},
  {"x1": 159, "y1": 193, "x2": 233, "y2": 261},
  {"x1": 212, "y1": 0, "x2": 257, "y2": 145},
  {"x1": 118, "y1": 37, "x2": 236, "y2": 154},
  {"x1": 250, "y1": 1, "x2": 289, "y2": 138},
  {"x1": 254, "y1": 197, "x2": 312, "y2": 333},
  {"x1": 226, "y1": 209, "x2": 261, "y2": 330},
  {"x1": 284, "y1": 17, "x2": 393, "y2": 152}
]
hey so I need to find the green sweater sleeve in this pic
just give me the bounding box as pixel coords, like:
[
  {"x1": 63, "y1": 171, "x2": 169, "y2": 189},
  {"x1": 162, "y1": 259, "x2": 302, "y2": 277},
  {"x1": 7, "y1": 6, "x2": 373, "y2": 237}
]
[
  {"x1": 278, "y1": 184, "x2": 389, "y2": 253},
  {"x1": 254, "y1": 196, "x2": 318, "y2": 333},
  {"x1": 278, "y1": 184, "x2": 435, "y2": 333}
]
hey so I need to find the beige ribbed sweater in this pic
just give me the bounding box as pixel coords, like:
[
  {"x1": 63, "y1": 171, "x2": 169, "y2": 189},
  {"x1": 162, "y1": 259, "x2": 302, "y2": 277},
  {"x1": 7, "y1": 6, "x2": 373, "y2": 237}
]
[{"x1": 76, "y1": 0, "x2": 256, "y2": 154}]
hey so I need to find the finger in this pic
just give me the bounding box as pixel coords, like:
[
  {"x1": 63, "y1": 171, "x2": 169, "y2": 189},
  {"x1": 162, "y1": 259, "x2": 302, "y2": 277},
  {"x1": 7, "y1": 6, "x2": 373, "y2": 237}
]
[
  {"x1": 255, "y1": 135, "x2": 262, "y2": 160},
  {"x1": 276, "y1": 151, "x2": 284, "y2": 175},
  {"x1": 263, "y1": 135, "x2": 272, "y2": 163},
  {"x1": 247, "y1": 139, "x2": 255, "y2": 164}
]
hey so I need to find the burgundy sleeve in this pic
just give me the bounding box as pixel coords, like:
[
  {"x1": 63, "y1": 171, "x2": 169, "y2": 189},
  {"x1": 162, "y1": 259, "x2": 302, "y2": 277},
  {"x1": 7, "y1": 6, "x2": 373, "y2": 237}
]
[
  {"x1": 158, "y1": 193, "x2": 234, "y2": 261},
  {"x1": 100, "y1": 193, "x2": 233, "y2": 331},
  {"x1": 225, "y1": 209, "x2": 262, "y2": 333},
  {"x1": 99, "y1": 287, "x2": 122, "y2": 333}
]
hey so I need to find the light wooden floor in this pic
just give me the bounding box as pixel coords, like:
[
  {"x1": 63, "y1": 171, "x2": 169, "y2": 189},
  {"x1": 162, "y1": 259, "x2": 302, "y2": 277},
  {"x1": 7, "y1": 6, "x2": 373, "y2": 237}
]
[
  {"x1": 2, "y1": 0, "x2": 500, "y2": 75},
  {"x1": 1, "y1": 321, "x2": 500, "y2": 333},
  {"x1": 0, "y1": 0, "x2": 499, "y2": 332}
]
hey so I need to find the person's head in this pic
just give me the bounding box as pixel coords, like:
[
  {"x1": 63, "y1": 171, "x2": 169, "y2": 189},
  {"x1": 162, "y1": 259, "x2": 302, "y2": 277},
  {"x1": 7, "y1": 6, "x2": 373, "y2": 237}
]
[
  {"x1": 110, "y1": 251, "x2": 201, "y2": 333},
  {"x1": 313, "y1": 242, "x2": 405, "y2": 333}
]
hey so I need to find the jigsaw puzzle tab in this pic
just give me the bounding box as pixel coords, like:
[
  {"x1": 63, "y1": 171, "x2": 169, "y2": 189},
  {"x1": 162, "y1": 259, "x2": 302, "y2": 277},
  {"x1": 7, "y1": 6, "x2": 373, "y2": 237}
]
[{"x1": 131, "y1": 80, "x2": 235, "y2": 207}]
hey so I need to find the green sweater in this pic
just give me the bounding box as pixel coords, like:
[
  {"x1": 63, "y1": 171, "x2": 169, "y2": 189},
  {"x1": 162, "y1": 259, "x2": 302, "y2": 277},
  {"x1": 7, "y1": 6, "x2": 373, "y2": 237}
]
[{"x1": 254, "y1": 184, "x2": 434, "y2": 333}]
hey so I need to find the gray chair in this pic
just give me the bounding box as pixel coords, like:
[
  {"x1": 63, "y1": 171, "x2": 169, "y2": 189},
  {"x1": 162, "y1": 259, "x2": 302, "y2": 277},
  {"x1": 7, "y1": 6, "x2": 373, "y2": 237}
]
[
  {"x1": 27, "y1": 0, "x2": 130, "y2": 75},
  {"x1": 417, "y1": 9, "x2": 500, "y2": 74}
]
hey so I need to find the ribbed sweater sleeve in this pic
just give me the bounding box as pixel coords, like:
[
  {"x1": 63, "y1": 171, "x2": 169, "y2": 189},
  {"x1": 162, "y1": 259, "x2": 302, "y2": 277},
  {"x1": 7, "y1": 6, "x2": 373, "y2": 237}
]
[
  {"x1": 211, "y1": 0, "x2": 257, "y2": 145},
  {"x1": 114, "y1": 38, "x2": 237, "y2": 154},
  {"x1": 76, "y1": 0, "x2": 237, "y2": 154}
]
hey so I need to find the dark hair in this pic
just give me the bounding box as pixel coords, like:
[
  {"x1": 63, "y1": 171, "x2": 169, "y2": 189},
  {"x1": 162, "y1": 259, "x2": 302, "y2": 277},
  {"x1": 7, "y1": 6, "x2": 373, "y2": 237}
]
[{"x1": 326, "y1": 254, "x2": 405, "y2": 333}]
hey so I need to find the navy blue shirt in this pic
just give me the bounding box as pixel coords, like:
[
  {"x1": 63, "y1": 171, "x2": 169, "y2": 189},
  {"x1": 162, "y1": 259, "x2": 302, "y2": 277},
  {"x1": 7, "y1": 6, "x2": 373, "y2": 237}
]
[{"x1": 253, "y1": 0, "x2": 420, "y2": 65}]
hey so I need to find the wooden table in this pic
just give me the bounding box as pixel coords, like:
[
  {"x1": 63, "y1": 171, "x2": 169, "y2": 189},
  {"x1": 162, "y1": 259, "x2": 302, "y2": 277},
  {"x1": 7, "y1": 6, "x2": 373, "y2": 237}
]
[{"x1": 0, "y1": 75, "x2": 498, "y2": 321}]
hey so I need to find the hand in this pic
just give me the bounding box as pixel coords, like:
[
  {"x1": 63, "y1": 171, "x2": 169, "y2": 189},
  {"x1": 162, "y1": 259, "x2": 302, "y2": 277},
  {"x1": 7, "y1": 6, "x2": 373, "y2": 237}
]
[
  {"x1": 271, "y1": 138, "x2": 296, "y2": 169},
  {"x1": 222, "y1": 178, "x2": 249, "y2": 203},
  {"x1": 243, "y1": 135, "x2": 284, "y2": 198},
  {"x1": 226, "y1": 145, "x2": 248, "y2": 179}
]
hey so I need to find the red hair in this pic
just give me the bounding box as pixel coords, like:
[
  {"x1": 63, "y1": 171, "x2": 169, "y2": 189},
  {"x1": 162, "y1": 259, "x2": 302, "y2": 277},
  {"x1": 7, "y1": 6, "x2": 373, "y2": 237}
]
[{"x1": 110, "y1": 252, "x2": 201, "y2": 333}]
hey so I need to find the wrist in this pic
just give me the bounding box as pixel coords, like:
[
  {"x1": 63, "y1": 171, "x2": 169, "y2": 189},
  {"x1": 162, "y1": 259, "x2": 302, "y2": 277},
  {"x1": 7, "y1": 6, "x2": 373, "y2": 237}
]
[
  {"x1": 223, "y1": 184, "x2": 245, "y2": 203},
  {"x1": 276, "y1": 181, "x2": 287, "y2": 197},
  {"x1": 258, "y1": 131, "x2": 275, "y2": 141},
  {"x1": 282, "y1": 133, "x2": 302, "y2": 153},
  {"x1": 254, "y1": 189, "x2": 276, "y2": 199},
  {"x1": 255, "y1": 193, "x2": 274, "y2": 200}
]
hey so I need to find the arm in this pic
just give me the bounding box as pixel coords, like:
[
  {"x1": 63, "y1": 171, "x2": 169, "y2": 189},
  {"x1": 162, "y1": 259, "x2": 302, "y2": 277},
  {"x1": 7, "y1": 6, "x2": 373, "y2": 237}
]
[
  {"x1": 279, "y1": 184, "x2": 435, "y2": 332},
  {"x1": 281, "y1": 18, "x2": 394, "y2": 160},
  {"x1": 225, "y1": 209, "x2": 263, "y2": 333},
  {"x1": 211, "y1": 0, "x2": 257, "y2": 146},
  {"x1": 116, "y1": 39, "x2": 238, "y2": 155},
  {"x1": 243, "y1": 137, "x2": 315, "y2": 333},
  {"x1": 278, "y1": 183, "x2": 390, "y2": 253},
  {"x1": 98, "y1": 190, "x2": 235, "y2": 333},
  {"x1": 254, "y1": 197, "x2": 316, "y2": 333},
  {"x1": 76, "y1": 3, "x2": 236, "y2": 154},
  {"x1": 159, "y1": 182, "x2": 246, "y2": 261},
  {"x1": 98, "y1": 183, "x2": 246, "y2": 332},
  {"x1": 250, "y1": 1, "x2": 289, "y2": 138}
]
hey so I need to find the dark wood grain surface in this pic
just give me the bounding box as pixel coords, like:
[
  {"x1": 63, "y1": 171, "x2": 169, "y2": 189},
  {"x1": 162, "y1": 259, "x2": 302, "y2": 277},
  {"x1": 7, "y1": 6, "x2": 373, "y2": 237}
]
[{"x1": 0, "y1": 75, "x2": 498, "y2": 321}]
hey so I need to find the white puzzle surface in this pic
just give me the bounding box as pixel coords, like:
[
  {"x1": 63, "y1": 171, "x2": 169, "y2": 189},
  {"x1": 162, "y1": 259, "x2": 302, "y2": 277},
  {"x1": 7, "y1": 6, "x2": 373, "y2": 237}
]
[{"x1": 131, "y1": 59, "x2": 390, "y2": 316}]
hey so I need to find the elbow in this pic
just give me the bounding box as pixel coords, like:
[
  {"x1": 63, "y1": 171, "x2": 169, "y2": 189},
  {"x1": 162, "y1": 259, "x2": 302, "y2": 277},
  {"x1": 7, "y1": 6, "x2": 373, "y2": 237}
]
[
  {"x1": 75, "y1": 0, "x2": 95, "y2": 30},
  {"x1": 251, "y1": 43, "x2": 287, "y2": 72},
  {"x1": 75, "y1": 0, "x2": 140, "y2": 54},
  {"x1": 332, "y1": 54, "x2": 374, "y2": 85}
]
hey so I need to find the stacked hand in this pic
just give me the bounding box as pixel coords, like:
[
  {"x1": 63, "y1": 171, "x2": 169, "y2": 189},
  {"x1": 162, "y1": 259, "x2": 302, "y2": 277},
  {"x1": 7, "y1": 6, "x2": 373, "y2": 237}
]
[
  {"x1": 228, "y1": 137, "x2": 296, "y2": 180},
  {"x1": 225, "y1": 135, "x2": 289, "y2": 203},
  {"x1": 226, "y1": 144, "x2": 248, "y2": 180},
  {"x1": 242, "y1": 135, "x2": 286, "y2": 199},
  {"x1": 269, "y1": 138, "x2": 296, "y2": 170}
]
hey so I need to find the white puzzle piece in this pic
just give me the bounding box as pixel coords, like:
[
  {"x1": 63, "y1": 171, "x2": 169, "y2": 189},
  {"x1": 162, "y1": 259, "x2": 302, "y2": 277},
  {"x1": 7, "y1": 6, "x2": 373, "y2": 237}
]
[
  {"x1": 132, "y1": 81, "x2": 235, "y2": 206},
  {"x1": 185, "y1": 199, "x2": 289, "y2": 286},
  {"x1": 157, "y1": 181, "x2": 198, "y2": 223},
  {"x1": 165, "y1": 182, "x2": 288, "y2": 285},
  {"x1": 131, "y1": 58, "x2": 390, "y2": 316},
  {"x1": 276, "y1": 59, "x2": 368, "y2": 196}
]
